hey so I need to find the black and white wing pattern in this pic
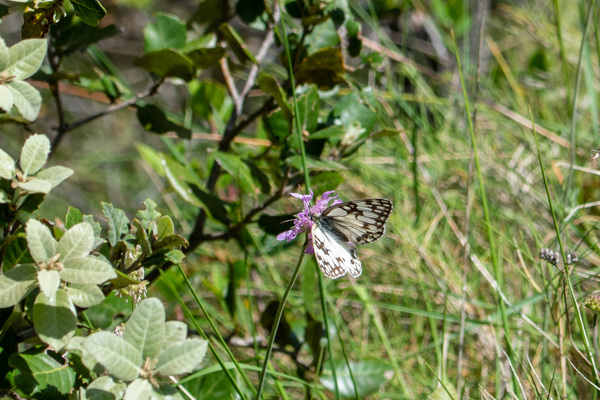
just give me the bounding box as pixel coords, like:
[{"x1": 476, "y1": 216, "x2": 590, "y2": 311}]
[{"x1": 311, "y1": 199, "x2": 393, "y2": 279}]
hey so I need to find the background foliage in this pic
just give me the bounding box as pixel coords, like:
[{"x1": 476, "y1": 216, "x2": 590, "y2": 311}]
[{"x1": 1, "y1": 0, "x2": 600, "y2": 398}]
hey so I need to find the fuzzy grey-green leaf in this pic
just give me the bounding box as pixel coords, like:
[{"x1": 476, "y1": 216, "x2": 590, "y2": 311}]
[
  {"x1": 0, "y1": 264, "x2": 37, "y2": 307},
  {"x1": 61, "y1": 256, "x2": 116, "y2": 284},
  {"x1": 84, "y1": 332, "x2": 142, "y2": 381},
  {"x1": 6, "y1": 39, "x2": 47, "y2": 80},
  {"x1": 123, "y1": 297, "x2": 165, "y2": 359},
  {"x1": 26, "y1": 219, "x2": 58, "y2": 263},
  {"x1": 33, "y1": 289, "x2": 77, "y2": 350},
  {"x1": 35, "y1": 166, "x2": 74, "y2": 188},
  {"x1": 156, "y1": 338, "x2": 208, "y2": 376},
  {"x1": 66, "y1": 284, "x2": 105, "y2": 307},
  {"x1": 58, "y1": 222, "x2": 94, "y2": 261},
  {"x1": 9, "y1": 80, "x2": 42, "y2": 121},
  {"x1": 0, "y1": 147, "x2": 15, "y2": 180},
  {"x1": 20, "y1": 134, "x2": 50, "y2": 176},
  {"x1": 37, "y1": 269, "x2": 60, "y2": 298}
]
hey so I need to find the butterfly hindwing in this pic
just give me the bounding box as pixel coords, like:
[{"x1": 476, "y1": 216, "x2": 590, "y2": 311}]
[
  {"x1": 312, "y1": 221, "x2": 362, "y2": 279},
  {"x1": 311, "y1": 198, "x2": 391, "y2": 279}
]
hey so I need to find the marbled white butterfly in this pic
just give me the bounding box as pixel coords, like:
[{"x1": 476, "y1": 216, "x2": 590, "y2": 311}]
[{"x1": 310, "y1": 199, "x2": 393, "y2": 279}]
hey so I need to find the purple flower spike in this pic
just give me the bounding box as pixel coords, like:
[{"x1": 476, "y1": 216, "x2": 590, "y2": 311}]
[{"x1": 277, "y1": 190, "x2": 342, "y2": 253}]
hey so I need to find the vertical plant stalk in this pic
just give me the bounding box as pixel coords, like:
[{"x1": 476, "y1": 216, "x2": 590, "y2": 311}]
[
  {"x1": 451, "y1": 31, "x2": 520, "y2": 393},
  {"x1": 564, "y1": 0, "x2": 594, "y2": 202},
  {"x1": 255, "y1": 240, "x2": 308, "y2": 399},
  {"x1": 552, "y1": 0, "x2": 572, "y2": 113},
  {"x1": 531, "y1": 107, "x2": 600, "y2": 390},
  {"x1": 317, "y1": 270, "x2": 340, "y2": 400},
  {"x1": 158, "y1": 267, "x2": 253, "y2": 399}
]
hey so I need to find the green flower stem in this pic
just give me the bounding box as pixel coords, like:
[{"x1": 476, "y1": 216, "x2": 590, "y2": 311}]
[{"x1": 255, "y1": 238, "x2": 308, "y2": 399}]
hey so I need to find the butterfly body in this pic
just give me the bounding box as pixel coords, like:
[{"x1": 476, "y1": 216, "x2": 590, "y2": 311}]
[{"x1": 310, "y1": 198, "x2": 393, "y2": 279}]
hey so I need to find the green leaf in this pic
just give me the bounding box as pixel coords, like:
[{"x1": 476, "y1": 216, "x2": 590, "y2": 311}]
[
  {"x1": 332, "y1": 92, "x2": 377, "y2": 132},
  {"x1": 286, "y1": 155, "x2": 345, "y2": 171},
  {"x1": 3, "y1": 237, "x2": 35, "y2": 269},
  {"x1": 156, "y1": 338, "x2": 208, "y2": 376},
  {"x1": 134, "y1": 49, "x2": 195, "y2": 81},
  {"x1": 297, "y1": 85, "x2": 320, "y2": 133},
  {"x1": 164, "y1": 249, "x2": 185, "y2": 264},
  {"x1": 186, "y1": 47, "x2": 226, "y2": 69},
  {"x1": 8, "y1": 80, "x2": 42, "y2": 121},
  {"x1": 161, "y1": 156, "x2": 203, "y2": 208},
  {"x1": 65, "y1": 284, "x2": 105, "y2": 308},
  {"x1": 257, "y1": 214, "x2": 294, "y2": 236},
  {"x1": 34, "y1": 166, "x2": 74, "y2": 188},
  {"x1": 0, "y1": 148, "x2": 15, "y2": 180},
  {"x1": 57, "y1": 222, "x2": 94, "y2": 261},
  {"x1": 33, "y1": 289, "x2": 77, "y2": 350},
  {"x1": 123, "y1": 298, "x2": 165, "y2": 360},
  {"x1": 0, "y1": 264, "x2": 37, "y2": 308},
  {"x1": 61, "y1": 256, "x2": 116, "y2": 284},
  {"x1": 70, "y1": 0, "x2": 107, "y2": 27},
  {"x1": 320, "y1": 360, "x2": 393, "y2": 398},
  {"x1": 219, "y1": 23, "x2": 258, "y2": 64},
  {"x1": 26, "y1": 219, "x2": 58, "y2": 263},
  {"x1": 295, "y1": 47, "x2": 346, "y2": 90},
  {"x1": 306, "y1": 19, "x2": 341, "y2": 53},
  {"x1": 0, "y1": 37, "x2": 8, "y2": 71},
  {"x1": 5, "y1": 39, "x2": 47, "y2": 80},
  {"x1": 136, "y1": 104, "x2": 191, "y2": 139},
  {"x1": 132, "y1": 219, "x2": 152, "y2": 256},
  {"x1": 9, "y1": 349, "x2": 76, "y2": 394},
  {"x1": 84, "y1": 332, "x2": 142, "y2": 381},
  {"x1": 311, "y1": 171, "x2": 344, "y2": 195},
  {"x1": 124, "y1": 378, "x2": 153, "y2": 400},
  {"x1": 136, "y1": 199, "x2": 161, "y2": 228},
  {"x1": 102, "y1": 203, "x2": 131, "y2": 247},
  {"x1": 143, "y1": 13, "x2": 187, "y2": 52},
  {"x1": 429, "y1": 382, "x2": 458, "y2": 400},
  {"x1": 258, "y1": 73, "x2": 292, "y2": 125},
  {"x1": 236, "y1": 0, "x2": 266, "y2": 23},
  {"x1": 156, "y1": 216, "x2": 174, "y2": 240},
  {"x1": 152, "y1": 234, "x2": 188, "y2": 251},
  {"x1": 37, "y1": 269, "x2": 60, "y2": 298},
  {"x1": 310, "y1": 125, "x2": 345, "y2": 139},
  {"x1": 212, "y1": 151, "x2": 254, "y2": 193},
  {"x1": 85, "y1": 376, "x2": 127, "y2": 399},
  {"x1": 16, "y1": 178, "x2": 52, "y2": 194},
  {"x1": 189, "y1": 80, "x2": 227, "y2": 120},
  {"x1": 0, "y1": 86, "x2": 13, "y2": 117},
  {"x1": 20, "y1": 134, "x2": 50, "y2": 177},
  {"x1": 163, "y1": 321, "x2": 187, "y2": 347},
  {"x1": 65, "y1": 207, "x2": 84, "y2": 229}
]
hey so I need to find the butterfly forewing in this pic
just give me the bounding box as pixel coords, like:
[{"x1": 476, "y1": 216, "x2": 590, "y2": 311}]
[
  {"x1": 321, "y1": 199, "x2": 393, "y2": 245},
  {"x1": 311, "y1": 198, "x2": 392, "y2": 279}
]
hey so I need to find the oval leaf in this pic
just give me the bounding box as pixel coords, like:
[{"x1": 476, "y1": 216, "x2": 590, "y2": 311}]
[
  {"x1": 6, "y1": 39, "x2": 47, "y2": 80},
  {"x1": 61, "y1": 256, "x2": 116, "y2": 285},
  {"x1": 156, "y1": 338, "x2": 208, "y2": 376},
  {"x1": 34, "y1": 166, "x2": 74, "y2": 189},
  {"x1": 57, "y1": 222, "x2": 94, "y2": 261},
  {"x1": 26, "y1": 219, "x2": 57, "y2": 263},
  {"x1": 66, "y1": 284, "x2": 105, "y2": 308},
  {"x1": 320, "y1": 360, "x2": 393, "y2": 398},
  {"x1": 123, "y1": 297, "x2": 165, "y2": 359},
  {"x1": 33, "y1": 289, "x2": 77, "y2": 350},
  {"x1": 0, "y1": 147, "x2": 15, "y2": 179},
  {"x1": 20, "y1": 134, "x2": 50, "y2": 176},
  {"x1": 0, "y1": 264, "x2": 37, "y2": 308},
  {"x1": 37, "y1": 269, "x2": 60, "y2": 298},
  {"x1": 84, "y1": 332, "x2": 142, "y2": 381}
]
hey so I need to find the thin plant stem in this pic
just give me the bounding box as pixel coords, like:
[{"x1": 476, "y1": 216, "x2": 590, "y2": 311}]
[
  {"x1": 255, "y1": 239, "x2": 308, "y2": 399},
  {"x1": 158, "y1": 267, "x2": 252, "y2": 399},
  {"x1": 317, "y1": 270, "x2": 340, "y2": 400}
]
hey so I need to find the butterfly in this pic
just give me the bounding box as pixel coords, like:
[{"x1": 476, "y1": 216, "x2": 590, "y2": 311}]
[{"x1": 311, "y1": 199, "x2": 393, "y2": 279}]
